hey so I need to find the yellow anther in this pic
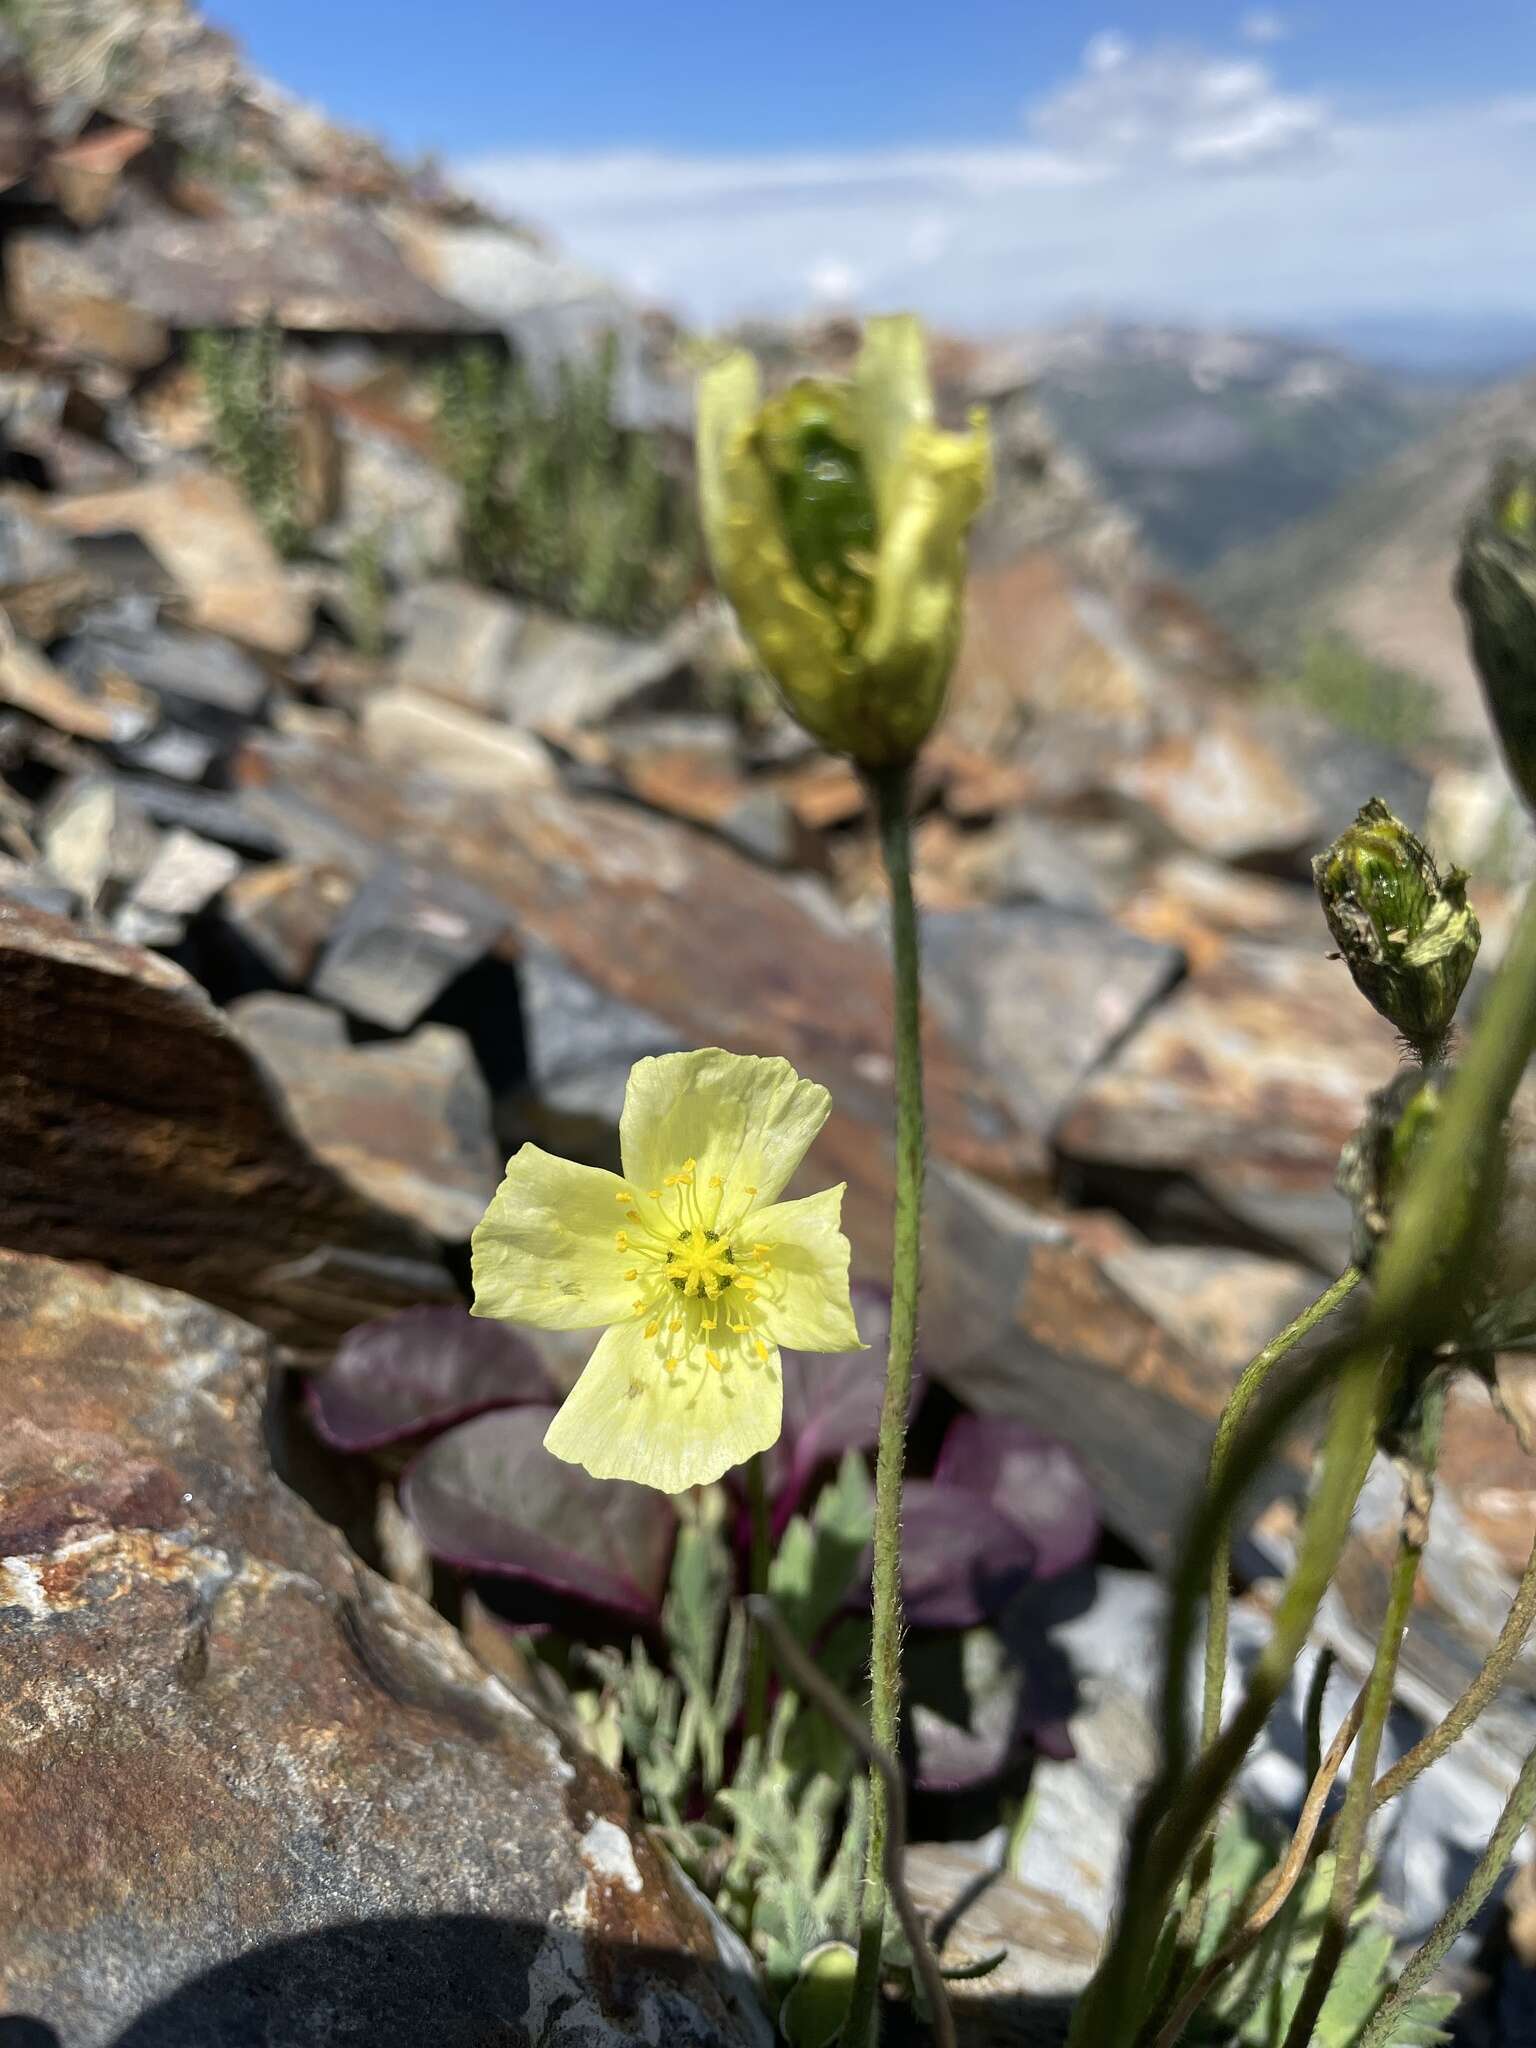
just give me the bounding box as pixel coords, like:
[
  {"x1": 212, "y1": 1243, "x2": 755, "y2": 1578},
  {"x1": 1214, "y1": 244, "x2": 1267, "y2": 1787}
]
[
  {"x1": 645, "y1": 1320, "x2": 660, "y2": 1339},
  {"x1": 670, "y1": 1318, "x2": 683, "y2": 1334},
  {"x1": 752, "y1": 1243, "x2": 773, "y2": 1259},
  {"x1": 625, "y1": 1267, "x2": 638, "y2": 1281},
  {"x1": 745, "y1": 1186, "x2": 758, "y2": 1198},
  {"x1": 706, "y1": 1348, "x2": 722, "y2": 1371},
  {"x1": 614, "y1": 1191, "x2": 633, "y2": 1204},
  {"x1": 755, "y1": 1340, "x2": 770, "y2": 1360},
  {"x1": 632, "y1": 1298, "x2": 648, "y2": 1315},
  {"x1": 647, "y1": 1188, "x2": 662, "y2": 1200},
  {"x1": 708, "y1": 1174, "x2": 723, "y2": 1190},
  {"x1": 664, "y1": 1356, "x2": 678, "y2": 1374},
  {"x1": 627, "y1": 1209, "x2": 642, "y2": 1224},
  {"x1": 728, "y1": 1320, "x2": 750, "y2": 1336},
  {"x1": 615, "y1": 1230, "x2": 629, "y2": 1250},
  {"x1": 703, "y1": 1305, "x2": 718, "y2": 1331}
]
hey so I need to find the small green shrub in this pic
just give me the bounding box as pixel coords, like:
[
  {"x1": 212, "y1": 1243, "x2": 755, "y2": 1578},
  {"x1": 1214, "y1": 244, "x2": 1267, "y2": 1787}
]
[
  {"x1": 1271, "y1": 635, "x2": 1444, "y2": 754},
  {"x1": 190, "y1": 325, "x2": 305, "y2": 558},
  {"x1": 344, "y1": 526, "x2": 389, "y2": 660},
  {"x1": 433, "y1": 335, "x2": 699, "y2": 632}
]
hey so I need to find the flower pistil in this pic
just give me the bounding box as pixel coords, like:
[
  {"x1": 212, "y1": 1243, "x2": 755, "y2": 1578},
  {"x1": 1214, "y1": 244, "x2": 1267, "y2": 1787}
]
[{"x1": 612, "y1": 1167, "x2": 776, "y2": 1379}]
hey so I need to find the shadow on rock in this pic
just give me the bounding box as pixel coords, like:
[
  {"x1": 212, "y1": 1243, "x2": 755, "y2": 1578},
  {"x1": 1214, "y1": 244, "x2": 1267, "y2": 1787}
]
[
  {"x1": 0, "y1": 1913, "x2": 1092, "y2": 2048},
  {"x1": 37, "y1": 1913, "x2": 766, "y2": 2048}
]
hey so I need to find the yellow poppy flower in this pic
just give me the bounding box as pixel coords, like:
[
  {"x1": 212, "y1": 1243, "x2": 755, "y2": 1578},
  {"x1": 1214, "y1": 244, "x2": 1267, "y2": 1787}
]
[
  {"x1": 470, "y1": 1048, "x2": 863, "y2": 1493},
  {"x1": 697, "y1": 315, "x2": 991, "y2": 767}
]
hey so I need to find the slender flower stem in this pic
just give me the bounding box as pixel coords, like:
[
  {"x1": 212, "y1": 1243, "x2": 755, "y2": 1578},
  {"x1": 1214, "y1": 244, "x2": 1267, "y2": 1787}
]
[
  {"x1": 1358, "y1": 1738, "x2": 1536, "y2": 2048},
  {"x1": 745, "y1": 1452, "x2": 772, "y2": 1744},
  {"x1": 1303, "y1": 1646, "x2": 1339, "y2": 1792},
  {"x1": 1279, "y1": 1383, "x2": 1443, "y2": 2048},
  {"x1": 1179, "y1": 1269, "x2": 1362, "y2": 1962},
  {"x1": 845, "y1": 759, "x2": 926, "y2": 2048}
]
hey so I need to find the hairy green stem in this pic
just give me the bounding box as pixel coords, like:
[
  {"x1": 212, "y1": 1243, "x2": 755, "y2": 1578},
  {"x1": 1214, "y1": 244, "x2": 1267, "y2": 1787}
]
[
  {"x1": 1179, "y1": 1269, "x2": 1362, "y2": 1963},
  {"x1": 845, "y1": 761, "x2": 925, "y2": 2048},
  {"x1": 748, "y1": 1597, "x2": 954, "y2": 2048},
  {"x1": 1279, "y1": 1383, "x2": 1443, "y2": 2048},
  {"x1": 1358, "y1": 1739, "x2": 1536, "y2": 2048},
  {"x1": 745, "y1": 1453, "x2": 771, "y2": 1744}
]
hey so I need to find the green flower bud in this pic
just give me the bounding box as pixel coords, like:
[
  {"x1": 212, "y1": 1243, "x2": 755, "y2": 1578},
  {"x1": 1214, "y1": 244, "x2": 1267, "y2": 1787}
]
[
  {"x1": 697, "y1": 317, "x2": 991, "y2": 768},
  {"x1": 1456, "y1": 452, "x2": 1536, "y2": 808},
  {"x1": 1312, "y1": 796, "x2": 1479, "y2": 1062},
  {"x1": 779, "y1": 1940, "x2": 858, "y2": 2048}
]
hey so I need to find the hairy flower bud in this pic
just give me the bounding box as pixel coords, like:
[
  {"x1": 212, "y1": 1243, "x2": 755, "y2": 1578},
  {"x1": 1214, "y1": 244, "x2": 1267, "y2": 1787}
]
[
  {"x1": 1312, "y1": 796, "x2": 1479, "y2": 1061},
  {"x1": 1456, "y1": 453, "x2": 1536, "y2": 808},
  {"x1": 697, "y1": 317, "x2": 990, "y2": 768}
]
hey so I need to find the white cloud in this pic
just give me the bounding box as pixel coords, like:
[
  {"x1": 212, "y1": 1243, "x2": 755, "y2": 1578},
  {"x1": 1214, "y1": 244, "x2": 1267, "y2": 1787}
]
[
  {"x1": 1026, "y1": 36, "x2": 1328, "y2": 172},
  {"x1": 1084, "y1": 29, "x2": 1132, "y2": 73},
  {"x1": 806, "y1": 255, "x2": 862, "y2": 304},
  {"x1": 1240, "y1": 10, "x2": 1290, "y2": 43},
  {"x1": 454, "y1": 36, "x2": 1536, "y2": 336}
]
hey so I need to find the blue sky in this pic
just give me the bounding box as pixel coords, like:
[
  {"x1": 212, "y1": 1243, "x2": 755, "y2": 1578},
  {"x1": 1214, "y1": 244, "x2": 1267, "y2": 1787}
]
[{"x1": 209, "y1": 2, "x2": 1536, "y2": 350}]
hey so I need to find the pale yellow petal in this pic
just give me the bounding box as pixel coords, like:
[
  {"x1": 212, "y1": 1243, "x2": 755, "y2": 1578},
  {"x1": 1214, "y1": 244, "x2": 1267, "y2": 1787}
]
[
  {"x1": 544, "y1": 1315, "x2": 783, "y2": 1493},
  {"x1": 857, "y1": 414, "x2": 991, "y2": 761},
  {"x1": 619, "y1": 1048, "x2": 830, "y2": 1212},
  {"x1": 747, "y1": 1184, "x2": 863, "y2": 1352},
  {"x1": 470, "y1": 1144, "x2": 635, "y2": 1331},
  {"x1": 696, "y1": 351, "x2": 851, "y2": 750},
  {"x1": 851, "y1": 313, "x2": 933, "y2": 533}
]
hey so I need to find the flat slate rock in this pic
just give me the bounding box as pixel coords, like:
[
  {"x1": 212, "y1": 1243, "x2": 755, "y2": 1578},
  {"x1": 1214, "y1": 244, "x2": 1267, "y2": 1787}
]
[
  {"x1": 0, "y1": 1249, "x2": 765, "y2": 2048},
  {"x1": 903, "y1": 1844, "x2": 1094, "y2": 2044},
  {"x1": 8, "y1": 197, "x2": 488, "y2": 337},
  {"x1": 45, "y1": 471, "x2": 312, "y2": 657},
  {"x1": 218, "y1": 858, "x2": 357, "y2": 985},
  {"x1": 0, "y1": 899, "x2": 453, "y2": 1357},
  {"x1": 232, "y1": 992, "x2": 500, "y2": 1243},
  {"x1": 516, "y1": 935, "x2": 685, "y2": 1128},
  {"x1": 311, "y1": 854, "x2": 509, "y2": 1033},
  {"x1": 61, "y1": 614, "x2": 271, "y2": 728},
  {"x1": 923, "y1": 904, "x2": 1181, "y2": 1138},
  {"x1": 1057, "y1": 939, "x2": 1403, "y2": 1267}
]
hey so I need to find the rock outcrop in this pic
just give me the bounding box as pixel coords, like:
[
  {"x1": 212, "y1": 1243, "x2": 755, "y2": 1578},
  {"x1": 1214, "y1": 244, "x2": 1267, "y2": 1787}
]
[{"x1": 0, "y1": 1247, "x2": 768, "y2": 2048}]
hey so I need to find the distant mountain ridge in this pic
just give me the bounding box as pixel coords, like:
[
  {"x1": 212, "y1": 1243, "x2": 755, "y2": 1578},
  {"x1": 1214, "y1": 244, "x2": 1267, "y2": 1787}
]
[
  {"x1": 1198, "y1": 369, "x2": 1536, "y2": 735},
  {"x1": 1011, "y1": 321, "x2": 1464, "y2": 575}
]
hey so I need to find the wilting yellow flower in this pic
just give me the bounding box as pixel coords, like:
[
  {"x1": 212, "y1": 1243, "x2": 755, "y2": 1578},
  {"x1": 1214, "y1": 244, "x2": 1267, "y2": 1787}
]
[
  {"x1": 697, "y1": 315, "x2": 990, "y2": 767},
  {"x1": 470, "y1": 1049, "x2": 862, "y2": 1493}
]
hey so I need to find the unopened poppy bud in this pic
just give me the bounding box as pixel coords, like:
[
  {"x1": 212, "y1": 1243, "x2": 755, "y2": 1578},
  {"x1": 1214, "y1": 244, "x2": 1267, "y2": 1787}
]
[
  {"x1": 1456, "y1": 453, "x2": 1536, "y2": 809},
  {"x1": 697, "y1": 316, "x2": 990, "y2": 768},
  {"x1": 1313, "y1": 797, "x2": 1479, "y2": 1062}
]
